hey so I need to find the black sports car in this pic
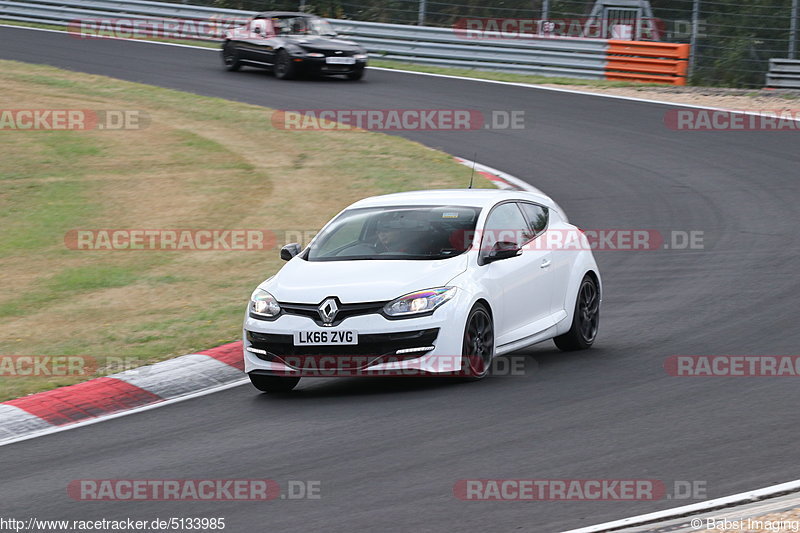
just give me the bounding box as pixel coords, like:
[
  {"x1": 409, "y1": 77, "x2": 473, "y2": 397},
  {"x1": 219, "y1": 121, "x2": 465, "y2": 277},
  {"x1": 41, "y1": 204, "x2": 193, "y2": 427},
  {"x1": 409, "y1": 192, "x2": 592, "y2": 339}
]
[{"x1": 222, "y1": 12, "x2": 368, "y2": 80}]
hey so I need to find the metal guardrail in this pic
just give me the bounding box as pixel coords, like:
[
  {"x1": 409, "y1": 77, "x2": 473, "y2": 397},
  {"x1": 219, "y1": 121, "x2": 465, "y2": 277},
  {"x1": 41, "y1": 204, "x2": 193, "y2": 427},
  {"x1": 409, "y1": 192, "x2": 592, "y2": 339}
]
[
  {"x1": 766, "y1": 59, "x2": 800, "y2": 89},
  {"x1": 0, "y1": 0, "x2": 689, "y2": 83},
  {"x1": 0, "y1": 0, "x2": 251, "y2": 34},
  {"x1": 0, "y1": 0, "x2": 250, "y2": 22},
  {"x1": 329, "y1": 19, "x2": 608, "y2": 78}
]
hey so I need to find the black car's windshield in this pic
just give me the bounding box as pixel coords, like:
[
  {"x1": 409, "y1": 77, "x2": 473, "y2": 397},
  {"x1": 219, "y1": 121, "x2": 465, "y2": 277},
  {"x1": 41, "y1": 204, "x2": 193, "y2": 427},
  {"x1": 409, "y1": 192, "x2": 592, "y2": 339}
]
[
  {"x1": 273, "y1": 16, "x2": 336, "y2": 37},
  {"x1": 307, "y1": 205, "x2": 481, "y2": 261}
]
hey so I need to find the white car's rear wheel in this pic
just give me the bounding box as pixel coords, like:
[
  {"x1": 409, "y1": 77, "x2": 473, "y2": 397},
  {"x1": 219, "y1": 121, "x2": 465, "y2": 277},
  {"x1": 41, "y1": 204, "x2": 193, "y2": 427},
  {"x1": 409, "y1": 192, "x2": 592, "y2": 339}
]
[{"x1": 554, "y1": 275, "x2": 599, "y2": 351}]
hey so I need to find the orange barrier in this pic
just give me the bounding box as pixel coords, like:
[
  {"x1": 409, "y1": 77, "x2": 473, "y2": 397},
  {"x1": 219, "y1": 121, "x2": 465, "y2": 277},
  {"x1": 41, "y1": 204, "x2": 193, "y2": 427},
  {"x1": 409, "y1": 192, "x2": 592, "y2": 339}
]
[{"x1": 606, "y1": 40, "x2": 690, "y2": 85}]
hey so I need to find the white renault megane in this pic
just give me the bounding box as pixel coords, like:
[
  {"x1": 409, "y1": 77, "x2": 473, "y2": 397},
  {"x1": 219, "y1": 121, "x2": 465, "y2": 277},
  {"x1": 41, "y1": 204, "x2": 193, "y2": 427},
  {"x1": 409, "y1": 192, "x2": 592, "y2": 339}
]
[{"x1": 243, "y1": 189, "x2": 601, "y2": 392}]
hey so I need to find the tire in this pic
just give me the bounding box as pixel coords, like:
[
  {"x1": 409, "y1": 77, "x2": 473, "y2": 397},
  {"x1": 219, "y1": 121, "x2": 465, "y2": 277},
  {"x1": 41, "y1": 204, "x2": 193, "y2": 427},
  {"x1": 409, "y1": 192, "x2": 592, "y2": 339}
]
[
  {"x1": 222, "y1": 42, "x2": 241, "y2": 72},
  {"x1": 273, "y1": 50, "x2": 298, "y2": 80},
  {"x1": 461, "y1": 303, "x2": 494, "y2": 379},
  {"x1": 554, "y1": 275, "x2": 600, "y2": 351},
  {"x1": 249, "y1": 373, "x2": 300, "y2": 393},
  {"x1": 347, "y1": 69, "x2": 365, "y2": 81}
]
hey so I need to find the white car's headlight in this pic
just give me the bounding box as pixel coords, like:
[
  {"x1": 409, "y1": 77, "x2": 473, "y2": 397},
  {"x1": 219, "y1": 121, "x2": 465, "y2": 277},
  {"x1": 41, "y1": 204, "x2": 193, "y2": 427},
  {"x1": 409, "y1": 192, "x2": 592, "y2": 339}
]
[
  {"x1": 250, "y1": 289, "x2": 281, "y2": 318},
  {"x1": 383, "y1": 287, "x2": 456, "y2": 317}
]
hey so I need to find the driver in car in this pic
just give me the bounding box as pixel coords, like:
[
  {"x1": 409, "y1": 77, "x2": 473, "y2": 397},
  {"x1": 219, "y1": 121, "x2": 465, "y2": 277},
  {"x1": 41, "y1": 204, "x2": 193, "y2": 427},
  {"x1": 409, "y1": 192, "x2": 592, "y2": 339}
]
[
  {"x1": 291, "y1": 19, "x2": 309, "y2": 34},
  {"x1": 376, "y1": 223, "x2": 405, "y2": 252},
  {"x1": 375, "y1": 215, "x2": 415, "y2": 253}
]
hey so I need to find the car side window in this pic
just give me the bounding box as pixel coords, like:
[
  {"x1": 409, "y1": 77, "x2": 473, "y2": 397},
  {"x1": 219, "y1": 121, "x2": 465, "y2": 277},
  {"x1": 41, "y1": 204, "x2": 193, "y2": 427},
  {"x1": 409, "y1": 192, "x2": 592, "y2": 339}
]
[
  {"x1": 519, "y1": 202, "x2": 549, "y2": 236},
  {"x1": 481, "y1": 202, "x2": 532, "y2": 256}
]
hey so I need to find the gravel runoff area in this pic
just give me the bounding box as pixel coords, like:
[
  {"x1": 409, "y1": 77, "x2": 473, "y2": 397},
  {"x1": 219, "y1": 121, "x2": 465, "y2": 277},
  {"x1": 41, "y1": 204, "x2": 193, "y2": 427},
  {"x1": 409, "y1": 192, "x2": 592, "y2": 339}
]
[{"x1": 538, "y1": 84, "x2": 800, "y2": 113}]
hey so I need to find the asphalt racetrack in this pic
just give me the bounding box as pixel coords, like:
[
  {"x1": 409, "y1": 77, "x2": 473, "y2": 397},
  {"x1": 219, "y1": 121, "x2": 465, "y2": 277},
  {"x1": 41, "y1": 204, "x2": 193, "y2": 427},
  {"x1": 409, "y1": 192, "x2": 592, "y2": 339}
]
[{"x1": 2, "y1": 26, "x2": 800, "y2": 532}]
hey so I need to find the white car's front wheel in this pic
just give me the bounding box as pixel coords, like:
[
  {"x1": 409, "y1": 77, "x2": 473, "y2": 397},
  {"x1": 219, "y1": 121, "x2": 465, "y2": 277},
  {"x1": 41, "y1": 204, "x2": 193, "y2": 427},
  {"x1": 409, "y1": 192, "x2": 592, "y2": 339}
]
[{"x1": 461, "y1": 303, "x2": 494, "y2": 379}]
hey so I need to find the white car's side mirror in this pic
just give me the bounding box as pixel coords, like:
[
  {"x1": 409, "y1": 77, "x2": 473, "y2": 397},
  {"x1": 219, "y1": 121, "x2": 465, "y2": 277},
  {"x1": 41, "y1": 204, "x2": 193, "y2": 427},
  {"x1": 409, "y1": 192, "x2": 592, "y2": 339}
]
[
  {"x1": 484, "y1": 241, "x2": 521, "y2": 263},
  {"x1": 281, "y1": 243, "x2": 302, "y2": 261}
]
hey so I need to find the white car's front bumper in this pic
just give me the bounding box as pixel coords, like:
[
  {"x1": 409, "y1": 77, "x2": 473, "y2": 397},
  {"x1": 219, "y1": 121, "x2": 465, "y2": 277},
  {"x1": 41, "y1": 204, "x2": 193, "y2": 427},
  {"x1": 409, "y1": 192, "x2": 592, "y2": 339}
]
[{"x1": 243, "y1": 297, "x2": 469, "y2": 377}]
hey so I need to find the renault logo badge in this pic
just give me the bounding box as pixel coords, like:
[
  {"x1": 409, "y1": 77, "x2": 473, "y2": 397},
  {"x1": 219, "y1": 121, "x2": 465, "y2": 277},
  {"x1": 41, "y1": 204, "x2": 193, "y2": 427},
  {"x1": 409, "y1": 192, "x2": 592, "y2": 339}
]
[{"x1": 318, "y1": 298, "x2": 338, "y2": 325}]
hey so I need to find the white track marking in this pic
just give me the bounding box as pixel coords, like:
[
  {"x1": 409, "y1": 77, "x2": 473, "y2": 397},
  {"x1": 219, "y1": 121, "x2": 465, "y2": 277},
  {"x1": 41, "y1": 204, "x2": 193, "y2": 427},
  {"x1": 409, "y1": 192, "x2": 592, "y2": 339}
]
[
  {"x1": 562, "y1": 479, "x2": 800, "y2": 532},
  {"x1": 0, "y1": 404, "x2": 52, "y2": 439}
]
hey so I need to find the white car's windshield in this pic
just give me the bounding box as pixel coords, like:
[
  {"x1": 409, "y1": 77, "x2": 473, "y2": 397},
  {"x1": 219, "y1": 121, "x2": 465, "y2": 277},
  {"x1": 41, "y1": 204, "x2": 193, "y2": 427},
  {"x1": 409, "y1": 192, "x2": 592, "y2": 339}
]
[
  {"x1": 307, "y1": 205, "x2": 481, "y2": 261},
  {"x1": 273, "y1": 16, "x2": 336, "y2": 37}
]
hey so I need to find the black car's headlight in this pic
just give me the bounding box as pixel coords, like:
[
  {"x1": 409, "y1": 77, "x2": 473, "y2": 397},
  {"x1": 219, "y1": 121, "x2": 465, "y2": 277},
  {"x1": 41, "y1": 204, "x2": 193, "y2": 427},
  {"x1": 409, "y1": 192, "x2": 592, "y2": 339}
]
[
  {"x1": 250, "y1": 289, "x2": 281, "y2": 318},
  {"x1": 306, "y1": 52, "x2": 325, "y2": 58},
  {"x1": 354, "y1": 53, "x2": 368, "y2": 60},
  {"x1": 383, "y1": 287, "x2": 456, "y2": 318}
]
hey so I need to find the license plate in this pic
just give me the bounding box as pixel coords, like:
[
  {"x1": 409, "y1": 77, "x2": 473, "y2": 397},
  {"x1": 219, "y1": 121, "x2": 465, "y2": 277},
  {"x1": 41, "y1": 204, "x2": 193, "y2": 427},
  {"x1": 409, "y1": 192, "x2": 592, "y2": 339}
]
[
  {"x1": 294, "y1": 330, "x2": 358, "y2": 345},
  {"x1": 326, "y1": 56, "x2": 355, "y2": 65}
]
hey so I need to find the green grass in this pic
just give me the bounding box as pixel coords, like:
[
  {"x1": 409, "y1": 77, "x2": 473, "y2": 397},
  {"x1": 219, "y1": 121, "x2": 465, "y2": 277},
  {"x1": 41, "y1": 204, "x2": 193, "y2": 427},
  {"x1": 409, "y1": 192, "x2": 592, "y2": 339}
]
[
  {"x1": 368, "y1": 58, "x2": 666, "y2": 88},
  {"x1": 9, "y1": 73, "x2": 81, "y2": 89},
  {"x1": 0, "y1": 179, "x2": 95, "y2": 255},
  {"x1": 0, "y1": 259, "x2": 165, "y2": 319},
  {"x1": 46, "y1": 265, "x2": 142, "y2": 292},
  {"x1": 0, "y1": 19, "x2": 65, "y2": 31}
]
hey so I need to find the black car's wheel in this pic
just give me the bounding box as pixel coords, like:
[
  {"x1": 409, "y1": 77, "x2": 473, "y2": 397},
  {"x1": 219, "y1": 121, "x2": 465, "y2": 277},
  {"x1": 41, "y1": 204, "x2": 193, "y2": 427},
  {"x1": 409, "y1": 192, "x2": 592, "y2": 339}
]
[
  {"x1": 222, "y1": 42, "x2": 241, "y2": 72},
  {"x1": 273, "y1": 50, "x2": 298, "y2": 80},
  {"x1": 461, "y1": 303, "x2": 494, "y2": 379},
  {"x1": 249, "y1": 373, "x2": 300, "y2": 393},
  {"x1": 554, "y1": 275, "x2": 600, "y2": 351},
  {"x1": 347, "y1": 69, "x2": 365, "y2": 81}
]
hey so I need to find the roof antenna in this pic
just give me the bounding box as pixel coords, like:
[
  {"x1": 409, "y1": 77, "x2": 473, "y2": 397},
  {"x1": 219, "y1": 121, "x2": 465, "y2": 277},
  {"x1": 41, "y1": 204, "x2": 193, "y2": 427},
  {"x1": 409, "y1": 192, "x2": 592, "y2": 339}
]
[{"x1": 468, "y1": 153, "x2": 477, "y2": 189}]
